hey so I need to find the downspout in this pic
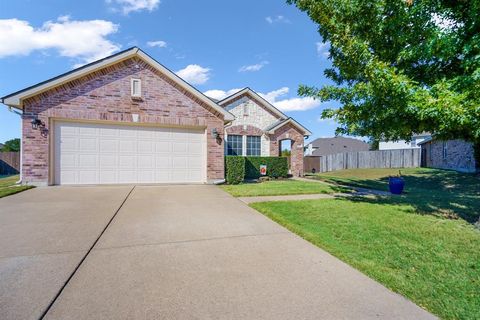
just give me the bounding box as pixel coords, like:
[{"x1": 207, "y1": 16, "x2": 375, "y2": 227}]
[{"x1": 7, "y1": 106, "x2": 23, "y2": 184}]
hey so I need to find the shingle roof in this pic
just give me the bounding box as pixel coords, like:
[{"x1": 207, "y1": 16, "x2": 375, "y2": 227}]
[{"x1": 309, "y1": 137, "x2": 370, "y2": 156}]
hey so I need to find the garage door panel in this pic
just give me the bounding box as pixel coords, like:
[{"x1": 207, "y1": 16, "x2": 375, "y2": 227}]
[
  {"x1": 188, "y1": 142, "x2": 202, "y2": 154},
  {"x1": 78, "y1": 170, "x2": 97, "y2": 184},
  {"x1": 155, "y1": 141, "x2": 171, "y2": 153},
  {"x1": 60, "y1": 137, "x2": 77, "y2": 151},
  {"x1": 119, "y1": 140, "x2": 136, "y2": 153},
  {"x1": 118, "y1": 170, "x2": 137, "y2": 183},
  {"x1": 138, "y1": 140, "x2": 154, "y2": 153},
  {"x1": 172, "y1": 156, "x2": 188, "y2": 168},
  {"x1": 60, "y1": 154, "x2": 76, "y2": 168},
  {"x1": 99, "y1": 171, "x2": 117, "y2": 184},
  {"x1": 79, "y1": 138, "x2": 97, "y2": 152},
  {"x1": 138, "y1": 170, "x2": 155, "y2": 183},
  {"x1": 78, "y1": 154, "x2": 97, "y2": 168},
  {"x1": 99, "y1": 154, "x2": 117, "y2": 168},
  {"x1": 60, "y1": 171, "x2": 76, "y2": 184},
  {"x1": 138, "y1": 155, "x2": 154, "y2": 168},
  {"x1": 55, "y1": 122, "x2": 206, "y2": 185},
  {"x1": 78, "y1": 126, "x2": 97, "y2": 136},
  {"x1": 119, "y1": 128, "x2": 137, "y2": 138},
  {"x1": 119, "y1": 155, "x2": 136, "y2": 168},
  {"x1": 172, "y1": 142, "x2": 187, "y2": 153},
  {"x1": 99, "y1": 127, "x2": 118, "y2": 136},
  {"x1": 99, "y1": 139, "x2": 118, "y2": 152}
]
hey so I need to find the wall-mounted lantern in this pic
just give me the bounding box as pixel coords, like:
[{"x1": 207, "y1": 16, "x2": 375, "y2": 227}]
[
  {"x1": 31, "y1": 117, "x2": 44, "y2": 130},
  {"x1": 211, "y1": 128, "x2": 220, "y2": 139}
]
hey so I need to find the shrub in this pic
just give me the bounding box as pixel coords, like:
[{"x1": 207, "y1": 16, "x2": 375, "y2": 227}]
[
  {"x1": 225, "y1": 156, "x2": 245, "y2": 184},
  {"x1": 245, "y1": 156, "x2": 288, "y2": 179}
]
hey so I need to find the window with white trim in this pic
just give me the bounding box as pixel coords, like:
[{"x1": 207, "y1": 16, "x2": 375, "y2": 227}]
[
  {"x1": 227, "y1": 135, "x2": 243, "y2": 156},
  {"x1": 131, "y1": 78, "x2": 141, "y2": 97},
  {"x1": 246, "y1": 136, "x2": 261, "y2": 156}
]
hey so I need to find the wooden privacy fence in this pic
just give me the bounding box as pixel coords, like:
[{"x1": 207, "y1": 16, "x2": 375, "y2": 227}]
[
  {"x1": 304, "y1": 149, "x2": 421, "y2": 173},
  {"x1": 0, "y1": 152, "x2": 20, "y2": 175}
]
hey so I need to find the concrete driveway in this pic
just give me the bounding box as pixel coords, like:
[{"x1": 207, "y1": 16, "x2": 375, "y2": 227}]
[{"x1": 0, "y1": 185, "x2": 435, "y2": 320}]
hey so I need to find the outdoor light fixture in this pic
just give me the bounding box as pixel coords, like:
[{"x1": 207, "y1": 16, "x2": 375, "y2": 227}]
[
  {"x1": 211, "y1": 128, "x2": 220, "y2": 139},
  {"x1": 31, "y1": 117, "x2": 44, "y2": 130}
]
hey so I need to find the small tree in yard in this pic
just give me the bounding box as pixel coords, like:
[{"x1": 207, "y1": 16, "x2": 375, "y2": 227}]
[
  {"x1": 288, "y1": 0, "x2": 480, "y2": 164},
  {"x1": 1, "y1": 138, "x2": 20, "y2": 152}
]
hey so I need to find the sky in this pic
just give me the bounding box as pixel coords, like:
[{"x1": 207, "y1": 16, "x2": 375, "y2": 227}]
[{"x1": 0, "y1": 0, "x2": 342, "y2": 144}]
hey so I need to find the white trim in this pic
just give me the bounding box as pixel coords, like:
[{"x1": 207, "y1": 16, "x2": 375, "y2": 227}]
[
  {"x1": 218, "y1": 88, "x2": 287, "y2": 120},
  {"x1": 267, "y1": 118, "x2": 312, "y2": 136},
  {"x1": 1, "y1": 47, "x2": 234, "y2": 122}
]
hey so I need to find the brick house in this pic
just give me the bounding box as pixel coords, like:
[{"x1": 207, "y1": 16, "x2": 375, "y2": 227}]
[
  {"x1": 217, "y1": 88, "x2": 311, "y2": 177},
  {"x1": 419, "y1": 138, "x2": 477, "y2": 173},
  {"x1": 1, "y1": 47, "x2": 310, "y2": 185}
]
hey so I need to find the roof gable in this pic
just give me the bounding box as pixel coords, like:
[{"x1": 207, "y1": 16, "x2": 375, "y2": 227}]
[
  {"x1": 266, "y1": 118, "x2": 312, "y2": 137},
  {"x1": 217, "y1": 88, "x2": 287, "y2": 120},
  {"x1": 1, "y1": 47, "x2": 234, "y2": 122}
]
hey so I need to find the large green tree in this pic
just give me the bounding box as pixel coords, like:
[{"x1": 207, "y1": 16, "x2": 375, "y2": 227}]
[{"x1": 288, "y1": 0, "x2": 480, "y2": 144}]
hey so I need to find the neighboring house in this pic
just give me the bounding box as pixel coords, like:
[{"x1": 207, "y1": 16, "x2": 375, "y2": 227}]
[
  {"x1": 379, "y1": 133, "x2": 431, "y2": 150},
  {"x1": 218, "y1": 88, "x2": 311, "y2": 176},
  {"x1": 419, "y1": 138, "x2": 477, "y2": 173},
  {"x1": 304, "y1": 136, "x2": 369, "y2": 156},
  {"x1": 0, "y1": 143, "x2": 4, "y2": 150},
  {"x1": 0, "y1": 47, "x2": 310, "y2": 186}
]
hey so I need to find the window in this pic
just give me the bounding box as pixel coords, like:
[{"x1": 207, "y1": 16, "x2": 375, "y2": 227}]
[
  {"x1": 442, "y1": 141, "x2": 448, "y2": 159},
  {"x1": 131, "y1": 78, "x2": 141, "y2": 97},
  {"x1": 227, "y1": 135, "x2": 243, "y2": 155},
  {"x1": 247, "y1": 136, "x2": 261, "y2": 156},
  {"x1": 243, "y1": 104, "x2": 249, "y2": 116}
]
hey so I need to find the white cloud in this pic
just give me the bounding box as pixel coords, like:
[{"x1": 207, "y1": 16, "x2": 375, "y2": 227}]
[
  {"x1": 176, "y1": 64, "x2": 211, "y2": 85},
  {"x1": 0, "y1": 17, "x2": 120, "y2": 67},
  {"x1": 204, "y1": 86, "x2": 321, "y2": 112},
  {"x1": 238, "y1": 61, "x2": 269, "y2": 72},
  {"x1": 316, "y1": 42, "x2": 330, "y2": 57},
  {"x1": 147, "y1": 40, "x2": 167, "y2": 48},
  {"x1": 265, "y1": 15, "x2": 291, "y2": 24},
  {"x1": 260, "y1": 87, "x2": 321, "y2": 112},
  {"x1": 203, "y1": 88, "x2": 242, "y2": 101},
  {"x1": 106, "y1": 0, "x2": 160, "y2": 14}
]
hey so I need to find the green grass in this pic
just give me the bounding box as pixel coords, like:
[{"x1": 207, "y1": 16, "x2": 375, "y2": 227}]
[
  {"x1": 220, "y1": 179, "x2": 347, "y2": 197},
  {"x1": 252, "y1": 199, "x2": 480, "y2": 320},
  {"x1": 0, "y1": 175, "x2": 33, "y2": 198},
  {"x1": 309, "y1": 168, "x2": 480, "y2": 222}
]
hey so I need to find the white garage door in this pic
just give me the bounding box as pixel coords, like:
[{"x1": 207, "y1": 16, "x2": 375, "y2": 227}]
[{"x1": 54, "y1": 121, "x2": 206, "y2": 185}]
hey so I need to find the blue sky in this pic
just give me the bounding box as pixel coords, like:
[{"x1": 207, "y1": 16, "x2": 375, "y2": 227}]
[{"x1": 0, "y1": 0, "x2": 341, "y2": 143}]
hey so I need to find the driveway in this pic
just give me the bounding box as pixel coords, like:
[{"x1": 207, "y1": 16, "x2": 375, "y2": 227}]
[{"x1": 0, "y1": 185, "x2": 435, "y2": 320}]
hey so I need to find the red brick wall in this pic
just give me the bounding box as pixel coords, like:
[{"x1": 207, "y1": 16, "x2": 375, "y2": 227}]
[
  {"x1": 269, "y1": 123, "x2": 305, "y2": 177},
  {"x1": 21, "y1": 57, "x2": 225, "y2": 185}
]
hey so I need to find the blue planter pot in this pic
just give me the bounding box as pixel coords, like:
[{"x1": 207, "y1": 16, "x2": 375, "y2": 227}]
[{"x1": 388, "y1": 177, "x2": 405, "y2": 195}]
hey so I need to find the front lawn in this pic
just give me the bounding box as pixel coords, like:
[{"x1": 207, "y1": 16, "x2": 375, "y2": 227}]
[
  {"x1": 220, "y1": 179, "x2": 347, "y2": 197},
  {"x1": 309, "y1": 168, "x2": 480, "y2": 222},
  {"x1": 0, "y1": 175, "x2": 33, "y2": 198},
  {"x1": 252, "y1": 199, "x2": 480, "y2": 320}
]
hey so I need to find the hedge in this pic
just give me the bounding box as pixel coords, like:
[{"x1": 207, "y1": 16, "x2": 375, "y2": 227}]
[
  {"x1": 245, "y1": 156, "x2": 288, "y2": 179},
  {"x1": 225, "y1": 156, "x2": 245, "y2": 184},
  {"x1": 225, "y1": 156, "x2": 288, "y2": 183}
]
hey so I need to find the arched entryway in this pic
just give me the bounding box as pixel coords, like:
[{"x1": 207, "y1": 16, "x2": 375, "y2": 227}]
[{"x1": 269, "y1": 123, "x2": 306, "y2": 177}]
